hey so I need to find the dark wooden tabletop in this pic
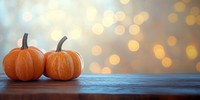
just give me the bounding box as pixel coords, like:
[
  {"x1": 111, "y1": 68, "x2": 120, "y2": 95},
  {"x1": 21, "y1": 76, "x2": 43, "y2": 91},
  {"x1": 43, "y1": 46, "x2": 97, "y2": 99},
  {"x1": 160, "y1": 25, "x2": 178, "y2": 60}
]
[{"x1": 0, "y1": 73, "x2": 200, "y2": 100}]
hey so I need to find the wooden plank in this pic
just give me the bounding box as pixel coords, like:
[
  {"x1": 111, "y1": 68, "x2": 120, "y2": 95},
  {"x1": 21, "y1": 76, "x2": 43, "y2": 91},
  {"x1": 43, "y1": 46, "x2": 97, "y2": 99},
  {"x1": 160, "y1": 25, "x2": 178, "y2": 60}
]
[{"x1": 0, "y1": 73, "x2": 200, "y2": 100}]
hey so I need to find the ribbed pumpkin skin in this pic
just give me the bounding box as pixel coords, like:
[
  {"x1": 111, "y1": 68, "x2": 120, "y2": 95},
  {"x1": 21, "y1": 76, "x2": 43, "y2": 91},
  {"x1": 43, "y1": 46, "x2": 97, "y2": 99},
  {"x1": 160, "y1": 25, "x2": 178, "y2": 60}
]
[
  {"x1": 3, "y1": 46, "x2": 45, "y2": 81},
  {"x1": 44, "y1": 50, "x2": 83, "y2": 80}
]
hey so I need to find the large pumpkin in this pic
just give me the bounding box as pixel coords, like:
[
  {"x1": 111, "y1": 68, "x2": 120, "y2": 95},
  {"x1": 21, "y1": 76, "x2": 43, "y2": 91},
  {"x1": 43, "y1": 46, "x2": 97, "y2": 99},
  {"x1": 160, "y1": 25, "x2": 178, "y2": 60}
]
[
  {"x1": 44, "y1": 36, "x2": 83, "y2": 80},
  {"x1": 2, "y1": 33, "x2": 45, "y2": 81}
]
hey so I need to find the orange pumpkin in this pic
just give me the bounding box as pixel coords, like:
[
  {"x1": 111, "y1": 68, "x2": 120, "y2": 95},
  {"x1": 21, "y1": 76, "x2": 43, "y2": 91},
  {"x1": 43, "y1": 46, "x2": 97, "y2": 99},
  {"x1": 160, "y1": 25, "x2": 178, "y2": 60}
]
[
  {"x1": 2, "y1": 33, "x2": 45, "y2": 81},
  {"x1": 44, "y1": 36, "x2": 83, "y2": 80}
]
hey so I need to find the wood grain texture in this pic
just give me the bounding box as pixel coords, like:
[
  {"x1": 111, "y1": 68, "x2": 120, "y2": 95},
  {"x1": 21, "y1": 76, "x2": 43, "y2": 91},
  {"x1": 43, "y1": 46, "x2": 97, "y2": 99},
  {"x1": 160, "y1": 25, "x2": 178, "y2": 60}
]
[{"x1": 0, "y1": 73, "x2": 200, "y2": 100}]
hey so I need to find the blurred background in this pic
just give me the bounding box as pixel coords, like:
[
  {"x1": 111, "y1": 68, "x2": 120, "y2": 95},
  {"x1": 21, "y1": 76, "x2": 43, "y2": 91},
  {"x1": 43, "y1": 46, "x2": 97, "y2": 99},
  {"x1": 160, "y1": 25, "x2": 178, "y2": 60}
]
[{"x1": 0, "y1": 0, "x2": 200, "y2": 74}]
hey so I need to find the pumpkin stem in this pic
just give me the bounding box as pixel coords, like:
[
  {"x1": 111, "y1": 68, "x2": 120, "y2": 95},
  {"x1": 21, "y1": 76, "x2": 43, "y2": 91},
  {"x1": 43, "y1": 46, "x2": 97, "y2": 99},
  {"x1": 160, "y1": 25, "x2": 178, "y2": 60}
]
[
  {"x1": 56, "y1": 36, "x2": 68, "y2": 52},
  {"x1": 21, "y1": 33, "x2": 28, "y2": 50}
]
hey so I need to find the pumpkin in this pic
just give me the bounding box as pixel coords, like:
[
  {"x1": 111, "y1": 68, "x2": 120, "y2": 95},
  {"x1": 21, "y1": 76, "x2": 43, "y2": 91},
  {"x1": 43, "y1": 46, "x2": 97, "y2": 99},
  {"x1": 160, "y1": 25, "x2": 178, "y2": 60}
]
[
  {"x1": 44, "y1": 36, "x2": 83, "y2": 80},
  {"x1": 2, "y1": 33, "x2": 45, "y2": 81}
]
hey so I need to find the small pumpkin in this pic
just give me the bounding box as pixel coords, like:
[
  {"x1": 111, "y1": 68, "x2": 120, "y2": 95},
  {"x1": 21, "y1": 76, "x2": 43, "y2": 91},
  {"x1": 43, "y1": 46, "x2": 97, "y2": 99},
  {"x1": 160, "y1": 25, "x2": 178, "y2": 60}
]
[
  {"x1": 44, "y1": 36, "x2": 83, "y2": 80},
  {"x1": 2, "y1": 33, "x2": 45, "y2": 81}
]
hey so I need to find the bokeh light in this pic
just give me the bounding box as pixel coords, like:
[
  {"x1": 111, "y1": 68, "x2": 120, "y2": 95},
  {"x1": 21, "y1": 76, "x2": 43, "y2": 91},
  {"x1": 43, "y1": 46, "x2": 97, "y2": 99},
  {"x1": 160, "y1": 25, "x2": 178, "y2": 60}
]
[
  {"x1": 186, "y1": 45, "x2": 198, "y2": 60},
  {"x1": 168, "y1": 13, "x2": 178, "y2": 23},
  {"x1": 101, "y1": 67, "x2": 112, "y2": 74},
  {"x1": 140, "y1": 11, "x2": 149, "y2": 21},
  {"x1": 86, "y1": 6, "x2": 97, "y2": 21},
  {"x1": 174, "y1": 2, "x2": 186, "y2": 12},
  {"x1": 129, "y1": 24, "x2": 140, "y2": 35},
  {"x1": 114, "y1": 25, "x2": 125, "y2": 35},
  {"x1": 120, "y1": 0, "x2": 130, "y2": 5},
  {"x1": 185, "y1": 15, "x2": 196, "y2": 26},
  {"x1": 109, "y1": 54, "x2": 120, "y2": 65},
  {"x1": 51, "y1": 29, "x2": 63, "y2": 41},
  {"x1": 89, "y1": 62, "x2": 101, "y2": 74},
  {"x1": 153, "y1": 44, "x2": 166, "y2": 59},
  {"x1": 91, "y1": 45, "x2": 102, "y2": 56},
  {"x1": 115, "y1": 11, "x2": 126, "y2": 22},
  {"x1": 133, "y1": 14, "x2": 145, "y2": 25},
  {"x1": 162, "y1": 57, "x2": 172, "y2": 68},
  {"x1": 69, "y1": 28, "x2": 82, "y2": 40},
  {"x1": 92, "y1": 23, "x2": 104, "y2": 35},
  {"x1": 102, "y1": 10, "x2": 115, "y2": 27},
  {"x1": 128, "y1": 40, "x2": 140, "y2": 52},
  {"x1": 167, "y1": 36, "x2": 177, "y2": 46},
  {"x1": 190, "y1": 7, "x2": 200, "y2": 16}
]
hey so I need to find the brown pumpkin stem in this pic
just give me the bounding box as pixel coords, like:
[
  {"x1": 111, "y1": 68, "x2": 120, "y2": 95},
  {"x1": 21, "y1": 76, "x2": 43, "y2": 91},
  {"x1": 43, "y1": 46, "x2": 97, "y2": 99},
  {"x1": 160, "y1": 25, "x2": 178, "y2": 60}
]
[
  {"x1": 21, "y1": 33, "x2": 28, "y2": 50},
  {"x1": 56, "y1": 36, "x2": 68, "y2": 52}
]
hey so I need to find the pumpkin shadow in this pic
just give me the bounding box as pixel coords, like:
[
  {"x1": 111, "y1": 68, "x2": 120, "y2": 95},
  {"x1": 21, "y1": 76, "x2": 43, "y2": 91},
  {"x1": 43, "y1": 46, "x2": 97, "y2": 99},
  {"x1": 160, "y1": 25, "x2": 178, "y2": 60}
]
[{"x1": 2, "y1": 75, "x2": 83, "y2": 93}]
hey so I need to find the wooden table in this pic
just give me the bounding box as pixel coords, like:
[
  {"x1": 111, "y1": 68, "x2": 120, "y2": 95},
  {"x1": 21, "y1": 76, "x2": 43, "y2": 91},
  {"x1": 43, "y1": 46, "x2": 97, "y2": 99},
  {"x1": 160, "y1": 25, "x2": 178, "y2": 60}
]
[{"x1": 0, "y1": 73, "x2": 200, "y2": 100}]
